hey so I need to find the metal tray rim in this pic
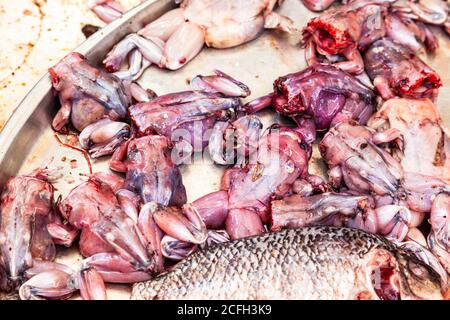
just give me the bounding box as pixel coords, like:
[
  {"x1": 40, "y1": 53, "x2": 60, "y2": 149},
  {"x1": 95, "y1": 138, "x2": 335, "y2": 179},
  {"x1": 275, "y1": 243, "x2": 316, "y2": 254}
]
[{"x1": 0, "y1": 0, "x2": 175, "y2": 182}]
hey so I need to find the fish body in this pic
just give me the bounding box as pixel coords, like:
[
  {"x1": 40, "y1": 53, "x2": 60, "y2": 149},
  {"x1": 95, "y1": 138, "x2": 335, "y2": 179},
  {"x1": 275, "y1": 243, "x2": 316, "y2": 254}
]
[{"x1": 132, "y1": 227, "x2": 443, "y2": 300}]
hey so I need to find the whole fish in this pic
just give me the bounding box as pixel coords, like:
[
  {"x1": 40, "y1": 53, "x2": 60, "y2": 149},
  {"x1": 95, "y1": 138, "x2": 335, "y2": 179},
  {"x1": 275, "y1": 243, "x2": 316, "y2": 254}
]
[{"x1": 132, "y1": 227, "x2": 444, "y2": 300}]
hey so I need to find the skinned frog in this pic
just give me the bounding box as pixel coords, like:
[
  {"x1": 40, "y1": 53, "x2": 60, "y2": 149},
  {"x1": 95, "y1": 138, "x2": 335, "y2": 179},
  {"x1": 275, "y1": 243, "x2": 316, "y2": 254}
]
[
  {"x1": 110, "y1": 134, "x2": 187, "y2": 206},
  {"x1": 50, "y1": 52, "x2": 133, "y2": 158},
  {"x1": 368, "y1": 98, "x2": 450, "y2": 182},
  {"x1": 363, "y1": 39, "x2": 442, "y2": 101},
  {"x1": 128, "y1": 70, "x2": 250, "y2": 153},
  {"x1": 319, "y1": 121, "x2": 450, "y2": 245},
  {"x1": 0, "y1": 168, "x2": 77, "y2": 292},
  {"x1": 57, "y1": 173, "x2": 159, "y2": 281},
  {"x1": 190, "y1": 126, "x2": 326, "y2": 240},
  {"x1": 103, "y1": 0, "x2": 295, "y2": 78},
  {"x1": 303, "y1": 0, "x2": 439, "y2": 75},
  {"x1": 392, "y1": 0, "x2": 450, "y2": 35},
  {"x1": 244, "y1": 64, "x2": 376, "y2": 144}
]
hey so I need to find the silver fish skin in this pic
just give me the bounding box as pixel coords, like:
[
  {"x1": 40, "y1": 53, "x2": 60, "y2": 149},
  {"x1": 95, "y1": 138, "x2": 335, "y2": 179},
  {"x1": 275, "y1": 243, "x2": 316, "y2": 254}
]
[{"x1": 132, "y1": 227, "x2": 444, "y2": 300}]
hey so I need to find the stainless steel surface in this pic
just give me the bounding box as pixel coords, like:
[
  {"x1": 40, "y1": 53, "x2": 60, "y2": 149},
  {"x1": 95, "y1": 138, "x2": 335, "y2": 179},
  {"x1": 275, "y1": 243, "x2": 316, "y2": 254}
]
[
  {"x1": 0, "y1": 0, "x2": 175, "y2": 186},
  {"x1": 0, "y1": 0, "x2": 175, "y2": 299},
  {"x1": 0, "y1": 0, "x2": 448, "y2": 299}
]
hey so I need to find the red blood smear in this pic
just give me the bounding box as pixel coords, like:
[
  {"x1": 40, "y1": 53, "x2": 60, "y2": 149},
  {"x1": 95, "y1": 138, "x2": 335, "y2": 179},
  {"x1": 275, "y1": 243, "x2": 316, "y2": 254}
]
[
  {"x1": 372, "y1": 267, "x2": 400, "y2": 300},
  {"x1": 105, "y1": 65, "x2": 115, "y2": 73},
  {"x1": 54, "y1": 133, "x2": 93, "y2": 174},
  {"x1": 48, "y1": 68, "x2": 59, "y2": 86}
]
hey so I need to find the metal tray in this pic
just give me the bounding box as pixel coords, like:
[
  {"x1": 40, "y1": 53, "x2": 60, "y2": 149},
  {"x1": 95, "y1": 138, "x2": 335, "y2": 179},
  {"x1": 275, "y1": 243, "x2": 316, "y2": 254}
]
[{"x1": 0, "y1": 0, "x2": 448, "y2": 299}]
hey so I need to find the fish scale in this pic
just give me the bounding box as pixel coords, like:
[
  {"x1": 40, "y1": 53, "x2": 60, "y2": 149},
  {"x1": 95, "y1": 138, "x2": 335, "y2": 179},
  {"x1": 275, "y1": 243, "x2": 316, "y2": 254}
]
[{"x1": 131, "y1": 226, "x2": 443, "y2": 300}]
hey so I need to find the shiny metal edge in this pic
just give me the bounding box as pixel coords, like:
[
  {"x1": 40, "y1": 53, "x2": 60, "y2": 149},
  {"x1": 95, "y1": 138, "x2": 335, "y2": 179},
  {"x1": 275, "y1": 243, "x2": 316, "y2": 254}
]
[{"x1": 0, "y1": 0, "x2": 175, "y2": 185}]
